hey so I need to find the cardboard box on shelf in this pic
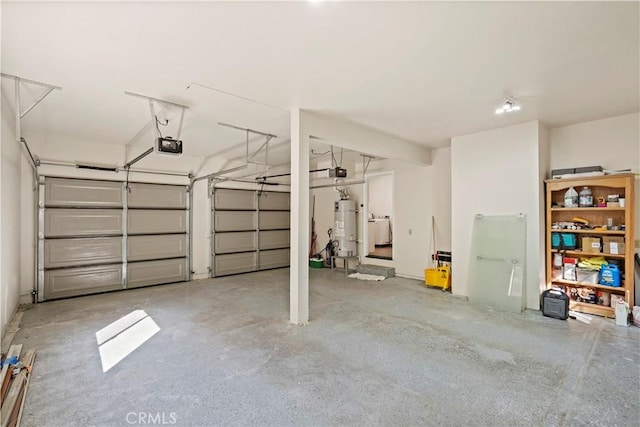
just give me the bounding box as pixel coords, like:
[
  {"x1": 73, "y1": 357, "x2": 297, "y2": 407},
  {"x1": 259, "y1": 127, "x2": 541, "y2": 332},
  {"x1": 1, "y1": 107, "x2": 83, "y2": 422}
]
[
  {"x1": 610, "y1": 294, "x2": 626, "y2": 308},
  {"x1": 581, "y1": 237, "x2": 601, "y2": 254},
  {"x1": 602, "y1": 236, "x2": 625, "y2": 255}
]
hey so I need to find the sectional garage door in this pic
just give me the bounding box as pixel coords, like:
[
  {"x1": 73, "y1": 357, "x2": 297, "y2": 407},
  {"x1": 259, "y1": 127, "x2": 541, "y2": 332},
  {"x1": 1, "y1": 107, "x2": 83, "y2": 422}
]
[
  {"x1": 126, "y1": 183, "x2": 189, "y2": 289},
  {"x1": 212, "y1": 188, "x2": 290, "y2": 277},
  {"x1": 37, "y1": 177, "x2": 189, "y2": 301}
]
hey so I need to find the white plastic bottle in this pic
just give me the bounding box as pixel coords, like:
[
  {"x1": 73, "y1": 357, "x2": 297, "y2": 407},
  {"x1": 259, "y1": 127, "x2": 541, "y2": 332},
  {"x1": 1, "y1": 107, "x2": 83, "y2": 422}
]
[
  {"x1": 579, "y1": 186, "x2": 593, "y2": 207},
  {"x1": 564, "y1": 187, "x2": 578, "y2": 208}
]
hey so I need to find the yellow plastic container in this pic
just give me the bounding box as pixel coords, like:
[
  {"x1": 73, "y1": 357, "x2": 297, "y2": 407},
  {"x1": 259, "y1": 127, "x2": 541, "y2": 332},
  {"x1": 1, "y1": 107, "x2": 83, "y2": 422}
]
[{"x1": 425, "y1": 265, "x2": 450, "y2": 290}]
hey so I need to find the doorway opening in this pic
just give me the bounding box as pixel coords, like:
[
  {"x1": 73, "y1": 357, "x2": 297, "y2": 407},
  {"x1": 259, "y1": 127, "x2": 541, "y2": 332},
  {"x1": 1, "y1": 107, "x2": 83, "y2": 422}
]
[{"x1": 365, "y1": 172, "x2": 393, "y2": 260}]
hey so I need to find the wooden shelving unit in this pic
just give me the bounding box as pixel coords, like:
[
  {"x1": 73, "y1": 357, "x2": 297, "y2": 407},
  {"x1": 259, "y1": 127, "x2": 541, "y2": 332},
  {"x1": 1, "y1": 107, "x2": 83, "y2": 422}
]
[
  {"x1": 545, "y1": 174, "x2": 635, "y2": 318},
  {"x1": 549, "y1": 229, "x2": 626, "y2": 236},
  {"x1": 550, "y1": 249, "x2": 625, "y2": 259}
]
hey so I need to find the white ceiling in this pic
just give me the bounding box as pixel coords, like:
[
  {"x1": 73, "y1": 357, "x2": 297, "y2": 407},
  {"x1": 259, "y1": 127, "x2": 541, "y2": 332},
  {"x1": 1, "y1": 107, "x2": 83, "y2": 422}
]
[{"x1": 2, "y1": 1, "x2": 638, "y2": 160}]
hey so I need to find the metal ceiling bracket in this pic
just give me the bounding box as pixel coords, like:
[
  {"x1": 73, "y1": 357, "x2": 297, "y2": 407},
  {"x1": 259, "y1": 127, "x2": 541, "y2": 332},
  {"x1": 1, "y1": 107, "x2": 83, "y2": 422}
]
[
  {"x1": 2, "y1": 73, "x2": 61, "y2": 188},
  {"x1": 217, "y1": 122, "x2": 276, "y2": 167},
  {"x1": 192, "y1": 164, "x2": 250, "y2": 184},
  {"x1": 191, "y1": 123, "x2": 276, "y2": 185},
  {"x1": 361, "y1": 154, "x2": 375, "y2": 176},
  {"x1": 125, "y1": 90, "x2": 189, "y2": 144},
  {"x1": 217, "y1": 121, "x2": 276, "y2": 139},
  {"x1": 2, "y1": 74, "x2": 61, "y2": 162},
  {"x1": 149, "y1": 100, "x2": 162, "y2": 139},
  {"x1": 310, "y1": 180, "x2": 365, "y2": 190},
  {"x1": 124, "y1": 91, "x2": 189, "y2": 110},
  {"x1": 249, "y1": 135, "x2": 273, "y2": 166},
  {"x1": 124, "y1": 147, "x2": 154, "y2": 169},
  {"x1": 121, "y1": 91, "x2": 190, "y2": 173}
]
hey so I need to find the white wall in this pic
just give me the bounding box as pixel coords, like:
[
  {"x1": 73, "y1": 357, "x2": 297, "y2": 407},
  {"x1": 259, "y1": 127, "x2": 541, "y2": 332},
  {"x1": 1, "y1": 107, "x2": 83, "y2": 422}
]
[
  {"x1": 303, "y1": 110, "x2": 432, "y2": 165},
  {"x1": 1, "y1": 91, "x2": 24, "y2": 338},
  {"x1": 538, "y1": 122, "x2": 551, "y2": 298},
  {"x1": 391, "y1": 162, "x2": 433, "y2": 278},
  {"x1": 550, "y1": 112, "x2": 640, "y2": 252},
  {"x1": 451, "y1": 121, "x2": 545, "y2": 310},
  {"x1": 432, "y1": 147, "x2": 452, "y2": 252},
  {"x1": 550, "y1": 113, "x2": 639, "y2": 172}
]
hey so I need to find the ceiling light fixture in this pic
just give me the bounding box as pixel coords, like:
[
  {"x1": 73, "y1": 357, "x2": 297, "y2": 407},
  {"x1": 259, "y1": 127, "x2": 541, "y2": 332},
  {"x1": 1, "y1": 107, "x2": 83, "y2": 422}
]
[{"x1": 495, "y1": 98, "x2": 521, "y2": 115}]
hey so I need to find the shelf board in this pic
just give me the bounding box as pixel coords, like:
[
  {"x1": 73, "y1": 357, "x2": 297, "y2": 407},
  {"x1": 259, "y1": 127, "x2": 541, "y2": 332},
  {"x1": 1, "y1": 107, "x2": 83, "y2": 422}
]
[
  {"x1": 569, "y1": 301, "x2": 614, "y2": 318},
  {"x1": 549, "y1": 229, "x2": 626, "y2": 235},
  {"x1": 551, "y1": 279, "x2": 626, "y2": 293},
  {"x1": 550, "y1": 249, "x2": 625, "y2": 259},
  {"x1": 550, "y1": 207, "x2": 625, "y2": 212}
]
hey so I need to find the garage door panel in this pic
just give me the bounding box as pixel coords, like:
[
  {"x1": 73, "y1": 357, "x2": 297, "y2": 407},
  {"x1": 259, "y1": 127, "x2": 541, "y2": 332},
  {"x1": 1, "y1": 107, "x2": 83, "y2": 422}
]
[
  {"x1": 214, "y1": 189, "x2": 256, "y2": 210},
  {"x1": 44, "y1": 264, "x2": 123, "y2": 300},
  {"x1": 213, "y1": 211, "x2": 256, "y2": 232},
  {"x1": 259, "y1": 230, "x2": 290, "y2": 250},
  {"x1": 45, "y1": 178, "x2": 123, "y2": 208},
  {"x1": 259, "y1": 249, "x2": 290, "y2": 270},
  {"x1": 127, "y1": 183, "x2": 187, "y2": 209},
  {"x1": 128, "y1": 210, "x2": 186, "y2": 234},
  {"x1": 128, "y1": 234, "x2": 187, "y2": 261},
  {"x1": 45, "y1": 209, "x2": 123, "y2": 237},
  {"x1": 259, "y1": 211, "x2": 290, "y2": 230},
  {"x1": 214, "y1": 252, "x2": 257, "y2": 276},
  {"x1": 127, "y1": 258, "x2": 187, "y2": 288},
  {"x1": 44, "y1": 237, "x2": 122, "y2": 268},
  {"x1": 258, "y1": 192, "x2": 290, "y2": 211},
  {"x1": 214, "y1": 232, "x2": 258, "y2": 254}
]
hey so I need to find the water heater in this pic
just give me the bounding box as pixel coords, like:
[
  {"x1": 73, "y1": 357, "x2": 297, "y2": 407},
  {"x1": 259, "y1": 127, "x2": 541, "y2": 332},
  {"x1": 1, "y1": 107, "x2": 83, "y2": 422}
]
[{"x1": 334, "y1": 199, "x2": 357, "y2": 257}]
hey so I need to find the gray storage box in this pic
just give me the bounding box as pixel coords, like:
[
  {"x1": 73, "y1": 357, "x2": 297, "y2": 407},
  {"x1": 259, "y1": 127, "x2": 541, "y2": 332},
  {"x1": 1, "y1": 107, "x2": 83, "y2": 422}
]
[
  {"x1": 550, "y1": 168, "x2": 575, "y2": 178},
  {"x1": 575, "y1": 165, "x2": 603, "y2": 174}
]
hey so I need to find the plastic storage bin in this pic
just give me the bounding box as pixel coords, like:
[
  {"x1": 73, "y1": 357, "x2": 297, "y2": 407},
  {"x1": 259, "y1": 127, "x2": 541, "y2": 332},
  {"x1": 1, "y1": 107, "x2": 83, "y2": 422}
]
[{"x1": 425, "y1": 266, "x2": 450, "y2": 290}]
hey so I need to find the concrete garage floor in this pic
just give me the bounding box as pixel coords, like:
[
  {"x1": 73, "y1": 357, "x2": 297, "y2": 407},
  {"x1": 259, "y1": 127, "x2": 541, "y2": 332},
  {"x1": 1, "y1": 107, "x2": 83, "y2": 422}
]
[{"x1": 12, "y1": 268, "x2": 640, "y2": 426}]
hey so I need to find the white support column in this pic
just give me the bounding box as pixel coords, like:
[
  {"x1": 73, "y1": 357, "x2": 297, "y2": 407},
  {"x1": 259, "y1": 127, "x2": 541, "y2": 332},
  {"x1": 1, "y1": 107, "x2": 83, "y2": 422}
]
[{"x1": 290, "y1": 108, "x2": 310, "y2": 325}]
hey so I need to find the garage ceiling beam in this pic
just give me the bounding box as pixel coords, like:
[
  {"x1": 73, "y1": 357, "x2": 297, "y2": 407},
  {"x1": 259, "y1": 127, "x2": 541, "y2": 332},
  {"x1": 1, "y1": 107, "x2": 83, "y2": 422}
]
[{"x1": 303, "y1": 111, "x2": 431, "y2": 165}]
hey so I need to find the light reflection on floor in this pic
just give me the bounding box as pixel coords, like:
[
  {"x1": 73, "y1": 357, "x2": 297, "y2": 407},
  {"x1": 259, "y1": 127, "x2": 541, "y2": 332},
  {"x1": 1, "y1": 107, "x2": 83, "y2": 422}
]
[{"x1": 96, "y1": 310, "x2": 160, "y2": 373}]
